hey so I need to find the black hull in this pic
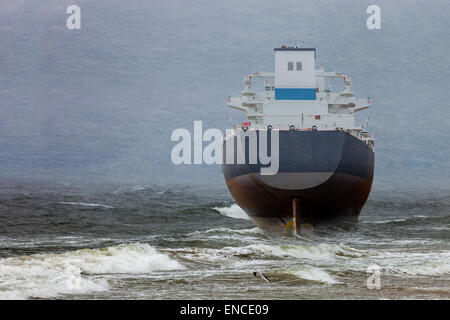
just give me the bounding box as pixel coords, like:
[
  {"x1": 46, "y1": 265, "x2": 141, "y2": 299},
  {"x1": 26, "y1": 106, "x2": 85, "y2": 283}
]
[{"x1": 222, "y1": 130, "x2": 374, "y2": 231}]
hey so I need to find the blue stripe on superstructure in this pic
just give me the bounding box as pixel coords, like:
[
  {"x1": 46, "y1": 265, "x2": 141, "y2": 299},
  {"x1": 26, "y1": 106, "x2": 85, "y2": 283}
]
[{"x1": 275, "y1": 88, "x2": 317, "y2": 100}]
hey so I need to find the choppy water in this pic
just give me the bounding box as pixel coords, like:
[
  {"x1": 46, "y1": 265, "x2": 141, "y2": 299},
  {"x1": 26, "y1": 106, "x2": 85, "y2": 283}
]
[{"x1": 0, "y1": 183, "x2": 448, "y2": 300}]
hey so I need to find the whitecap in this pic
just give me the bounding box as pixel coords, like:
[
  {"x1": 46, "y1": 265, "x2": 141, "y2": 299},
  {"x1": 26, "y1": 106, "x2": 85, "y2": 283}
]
[
  {"x1": 394, "y1": 263, "x2": 450, "y2": 276},
  {"x1": 58, "y1": 202, "x2": 114, "y2": 209},
  {"x1": 0, "y1": 243, "x2": 183, "y2": 300},
  {"x1": 362, "y1": 218, "x2": 407, "y2": 224},
  {"x1": 213, "y1": 204, "x2": 250, "y2": 220},
  {"x1": 284, "y1": 265, "x2": 341, "y2": 284},
  {"x1": 172, "y1": 242, "x2": 360, "y2": 266}
]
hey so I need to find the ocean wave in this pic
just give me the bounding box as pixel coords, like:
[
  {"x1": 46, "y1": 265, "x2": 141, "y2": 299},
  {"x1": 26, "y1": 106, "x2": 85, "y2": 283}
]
[
  {"x1": 249, "y1": 243, "x2": 362, "y2": 260},
  {"x1": 284, "y1": 265, "x2": 341, "y2": 284},
  {"x1": 171, "y1": 242, "x2": 361, "y2": 266},
  {"x1": 112, "y1": 185, "x2": 150, "y2": 194},
  {"x1": 362, "y1": 219, "x2": 407, "y2": 224},
  {"x1": 361, "y1": 214, "x2": 450, "y2": 226},
  {"x1": 0, "y1": 243, "x2": 183, "y2": 299},
  {"x1": 213, "y1": 204, "x2": 250, "y2": 220},
  {"x1": 393, "y1": 263, "x2": 450, "y2": 276},
  {"x1": 376, "y1": 250, "x2": 450, "y2": 277},
  {"x1": 191, "y1": 227, "x2": 263, "y2": 236},
  {"x1": 58, "y1": 202, "x2": 114, "y2": 209},
  {"x1": 111, "y1": 186, "x2": 168, "y2": 195},
  {"x1": 129, "y1": 186, "x2": 146, "y2": 192}
]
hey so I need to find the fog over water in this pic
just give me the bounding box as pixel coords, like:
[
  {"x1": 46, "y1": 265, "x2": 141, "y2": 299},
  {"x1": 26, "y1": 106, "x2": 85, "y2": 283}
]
[{"x1": 0, "y1": 0, "x2": 449, "y2": 190}]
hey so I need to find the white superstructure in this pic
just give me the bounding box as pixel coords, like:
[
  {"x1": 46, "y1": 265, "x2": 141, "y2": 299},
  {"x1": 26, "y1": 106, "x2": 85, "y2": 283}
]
[{"x1": 226, "y1": 46, "x2": 374, "y2": 148}]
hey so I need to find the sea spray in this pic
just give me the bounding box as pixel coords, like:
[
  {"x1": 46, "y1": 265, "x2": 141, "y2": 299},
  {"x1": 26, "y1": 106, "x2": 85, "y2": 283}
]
[{"x1": 0, "y1": 243, "x2": 183, "y2": 299}]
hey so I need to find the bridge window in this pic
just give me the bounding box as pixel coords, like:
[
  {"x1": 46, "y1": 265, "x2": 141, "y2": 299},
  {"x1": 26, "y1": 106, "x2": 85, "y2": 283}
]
[
  {"x1": 296, "y1": 61, "x2": 302, "y2": 71},
  {"x1": 288, "y1": 62, "x2": 293, "y2": 71}
]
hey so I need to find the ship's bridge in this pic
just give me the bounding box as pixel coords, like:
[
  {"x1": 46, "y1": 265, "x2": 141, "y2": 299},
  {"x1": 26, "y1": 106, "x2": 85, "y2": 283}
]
[
  {"x1": 225, "y1": 46, "x2": 373, "y2": 144},
  {"x1": 274, "y1": 47, "x2": 317, "y2": 101}
]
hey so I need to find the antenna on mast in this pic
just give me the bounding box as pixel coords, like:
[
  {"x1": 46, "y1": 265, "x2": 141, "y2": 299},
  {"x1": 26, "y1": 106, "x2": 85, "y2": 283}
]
[{"x1": 288, "y1": 32, "x2": 303, "y2": 48}]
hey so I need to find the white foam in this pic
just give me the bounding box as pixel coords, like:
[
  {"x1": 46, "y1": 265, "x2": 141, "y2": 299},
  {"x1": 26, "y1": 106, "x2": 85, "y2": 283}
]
[
  {"x1": 113, "y1": 186, "x2": 147, "y2": 194},
  {"x1": 395, "y1": 263, "x2": 450, "y2": 276},
  {"x1": 258, "y1": 244, "x2": 337, "y2": 260},
  {"x1": 285, "y1": 265, "x2": 341, "y2": 284},
  {"x1": 239, "y1": 243, "x2": 362, "y2": 261},
  {"x1": 373, "y1": 250, "x2": 450, "y2": 277},
  {"x1": 174, "y1": 242, "x2": 358, "y2": 266},
  {"x1": 130, "y1": 186, "x2": 146, "y2": 192},
  {"x1": 362, "y1": 218, "x2": 407, "y2": 224},
  {"x1": 193, "y1": 227, "x2": 263, "y2": 236},
  {"x1": 58, "y1": 202, "x2": 114, "y2": 209},
  {"x1": 213, "y1": 204, "x2": 250, "y2": 220},
  {"x1": 0, "y1": 243, "x2": 183, "y2": 300}
]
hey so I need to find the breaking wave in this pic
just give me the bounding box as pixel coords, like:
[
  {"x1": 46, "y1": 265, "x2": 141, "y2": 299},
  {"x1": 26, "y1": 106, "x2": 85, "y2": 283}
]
[
  {"x1": 172, "y1": 242, "x2": 362, "y2": 265},
  {"x1": 0, "y1": 243, "x2": 183, "y2": 299},
  {"x1": 213, "y1": 204, "x2": 250, "y2": 220},
  {"x1": 362, "y1": 219, "x2": 407, "y2": 224},
  {"x1": 244, "y1": 243, "x2": 363, "y2": 260},
  {"x1": 284, "y1": 265, "x2": 341, "y2": 284},
  {"x1": 58, "y1": 202, "x2": 114, "y2": 209},
  {"x1": 393, "y1": 262, "x2": 450, "y2": 276}
]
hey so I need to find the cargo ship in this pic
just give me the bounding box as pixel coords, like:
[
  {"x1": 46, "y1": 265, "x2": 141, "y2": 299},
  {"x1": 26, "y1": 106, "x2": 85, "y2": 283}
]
[{"x1": 222, "y1": 46, "x2": 374, "y2": 233}]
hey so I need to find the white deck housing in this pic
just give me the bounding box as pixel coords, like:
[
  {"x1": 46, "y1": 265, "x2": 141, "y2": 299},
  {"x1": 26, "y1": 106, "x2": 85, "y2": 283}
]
[{"x1": 226, "y1": 46, "x2": 374, "y2": 148}]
